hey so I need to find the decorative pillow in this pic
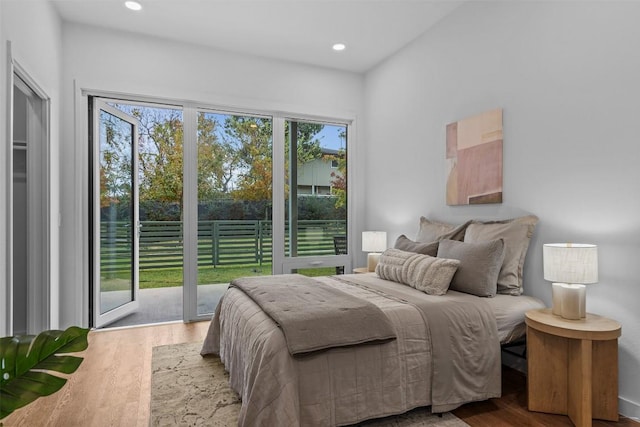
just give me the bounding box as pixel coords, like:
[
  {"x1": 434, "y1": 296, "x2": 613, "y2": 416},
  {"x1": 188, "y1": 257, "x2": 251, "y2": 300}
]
[
  {"x1": 375, "y1": 248, "x2": 460, "y2": 296},
  {"x1": 437, "y1": 239, "x2": 505, "y2": 297},
  {"x1": 404, "y1": 253, "x2": 460, "y2": 296},
  {"x1": 394, "y1": 235, "x2": 438, "y2": 256},
  {"x1": 463, "y1": 215, "x2": 538, "y2": 295},
  {"x1": 415, "y1": 217, "x2": 470, "y2": 243},
  {"x1": 375, "y1": 248, "x2": 407, "y2": 284}
]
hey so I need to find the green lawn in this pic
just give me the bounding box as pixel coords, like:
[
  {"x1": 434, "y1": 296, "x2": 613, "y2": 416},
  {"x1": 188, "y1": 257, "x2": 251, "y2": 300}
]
[{"x1": 101, "y1": 264, "x2": 338, "y2": 291}]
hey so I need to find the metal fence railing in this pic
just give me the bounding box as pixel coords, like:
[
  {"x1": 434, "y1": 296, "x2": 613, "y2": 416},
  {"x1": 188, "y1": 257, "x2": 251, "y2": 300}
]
[{"x1": 100, "y1": 219, "x2": 347, "y2": 272}]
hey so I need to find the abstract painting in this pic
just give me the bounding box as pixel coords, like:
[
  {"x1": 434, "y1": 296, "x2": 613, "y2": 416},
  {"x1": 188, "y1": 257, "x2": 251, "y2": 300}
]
[{"x1": 446, "y1": 108, "x2": 503, "y2": 205}]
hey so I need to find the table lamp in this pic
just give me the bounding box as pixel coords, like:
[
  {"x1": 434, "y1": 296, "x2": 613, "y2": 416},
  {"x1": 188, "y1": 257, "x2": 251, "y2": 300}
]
[
  {"x1": 362, "y1": 231, "x2": 387, "y2": 272},
  {"x1": 543, "y1": 243, "x2": 598, "y2": 320}
]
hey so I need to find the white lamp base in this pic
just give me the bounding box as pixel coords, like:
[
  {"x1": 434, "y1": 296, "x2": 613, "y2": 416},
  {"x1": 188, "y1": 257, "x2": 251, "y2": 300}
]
[
  {"x1": 551, "y1": 283, "x2": 563, "y2": 316},
  {"x1": 552, "y1": 282, "x2": 586, "y2": 320},
  {"x1": 367, "y1": 253, "x2": 381, "y2": 272}
]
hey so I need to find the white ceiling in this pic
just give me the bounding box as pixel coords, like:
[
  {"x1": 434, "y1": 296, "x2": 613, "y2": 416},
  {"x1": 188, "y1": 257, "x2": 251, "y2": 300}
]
[{"x1": 51, "y1": 0, "x2": 462, "y2": 73}]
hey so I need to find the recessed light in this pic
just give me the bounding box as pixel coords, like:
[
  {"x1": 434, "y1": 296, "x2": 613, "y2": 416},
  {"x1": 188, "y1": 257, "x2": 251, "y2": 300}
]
[
  {"x1": 332, "y1": 43, "x2": 346, "y2": 52},
  {"x1": 125, "y1": 1, "x2": 142, "y2": 11}
]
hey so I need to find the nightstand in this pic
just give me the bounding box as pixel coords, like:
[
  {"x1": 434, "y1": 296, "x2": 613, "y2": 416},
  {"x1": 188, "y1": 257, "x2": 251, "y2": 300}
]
[
  {"x1": 525, "y1": 308, "x2": 621, "y2": 427},
  {"x1": 352, "y1": 267, "x2": 370, "y2": 274}
]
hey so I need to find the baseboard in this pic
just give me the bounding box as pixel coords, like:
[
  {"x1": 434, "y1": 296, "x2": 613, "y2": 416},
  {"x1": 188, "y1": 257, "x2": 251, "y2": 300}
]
[{"x1": 619, "y1": 396, "x2": 640, "y2": 421}]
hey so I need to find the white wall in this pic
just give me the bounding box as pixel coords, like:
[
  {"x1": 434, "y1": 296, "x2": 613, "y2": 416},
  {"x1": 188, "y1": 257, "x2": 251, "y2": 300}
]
[
  {"x1": 364, "y1": 1, "x2": 640, "y2": 418},
  {"x1": 0, "y1": 0, "x2": 62, "y2": 336},
  {"x1": 59, "y1": 23, "x2": 365, "y2": 328}
]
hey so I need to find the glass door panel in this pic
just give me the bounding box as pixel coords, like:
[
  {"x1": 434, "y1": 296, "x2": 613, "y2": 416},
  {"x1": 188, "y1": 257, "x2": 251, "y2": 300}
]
[
  {"x1": 196, "y1": 112, "x2": 273, "y2": 316},
  {"x1": 105, "y1": 102, "x2": 184, "y2": 327},
  {"x1": 94, "y1": 100, "x2": 140, "y2": 327},
  {"x1": 283, "y1": 120, "x2": 349, "y2": 273}
]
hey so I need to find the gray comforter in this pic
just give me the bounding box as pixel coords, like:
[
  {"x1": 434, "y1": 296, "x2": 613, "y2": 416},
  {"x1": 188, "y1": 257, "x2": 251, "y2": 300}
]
[
  {"x1": 230, "y1": 274, "x2": 396, "y2": 355},
  {"x1": 201, "y1": 273, "x2": 501, "y2": 426}
]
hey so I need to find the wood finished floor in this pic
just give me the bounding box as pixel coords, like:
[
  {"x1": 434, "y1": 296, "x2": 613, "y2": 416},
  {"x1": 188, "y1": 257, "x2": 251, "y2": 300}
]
[{"x1": 3, "y1": 321, "x2": 638, "y2": 427}]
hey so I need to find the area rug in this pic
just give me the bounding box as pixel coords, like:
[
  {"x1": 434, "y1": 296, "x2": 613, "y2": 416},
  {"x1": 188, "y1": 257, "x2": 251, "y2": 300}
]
[{"x1": 150, "y1": 342, "x2": 470, "y2": 427}]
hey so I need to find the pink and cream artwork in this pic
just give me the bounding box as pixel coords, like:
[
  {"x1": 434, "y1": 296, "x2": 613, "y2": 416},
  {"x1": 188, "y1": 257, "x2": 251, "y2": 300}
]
[{"x1": 446, "y1": 108, "x2": 503, "y2": 205}]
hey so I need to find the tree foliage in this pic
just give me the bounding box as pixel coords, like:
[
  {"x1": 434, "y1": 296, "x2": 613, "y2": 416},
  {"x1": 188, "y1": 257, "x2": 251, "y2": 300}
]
[
  {"x1": 222, "y1": 116, "x2": 273, "y2": 201},
  {"x1": 99, "y1": 106, "x2": 339, "y2": 219},
  {"x1": 99, "y1": 111, "x2": 133, "y2": 209},
  {"x1": 329, "y1": 129, "x2": 347, "y2": 208},
  {"x1": 135, "y1": 109, "x2": 185, "y2": 204}
]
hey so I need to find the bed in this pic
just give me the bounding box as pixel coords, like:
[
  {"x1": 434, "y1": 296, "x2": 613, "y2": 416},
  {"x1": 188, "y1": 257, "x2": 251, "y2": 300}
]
[{"x1": 201, "y1": 214, "x2": 545, "y2": 426}]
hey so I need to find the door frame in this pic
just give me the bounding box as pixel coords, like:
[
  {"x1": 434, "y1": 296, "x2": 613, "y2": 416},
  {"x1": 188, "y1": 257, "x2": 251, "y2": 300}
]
[{"x1": 4, "y1": 41, "x2": 51, "y2": 335}]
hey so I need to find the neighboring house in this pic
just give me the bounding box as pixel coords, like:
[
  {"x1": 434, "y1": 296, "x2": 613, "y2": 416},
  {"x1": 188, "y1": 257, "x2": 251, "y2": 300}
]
[{"x1": 297, "y1": 148, "x2": 342, "y2": 196}]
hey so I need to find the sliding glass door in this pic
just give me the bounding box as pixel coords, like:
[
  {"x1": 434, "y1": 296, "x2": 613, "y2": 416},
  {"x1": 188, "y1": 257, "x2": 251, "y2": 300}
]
[{"x1": 194, "y1": 111, "x2": 273, "y2": 316}]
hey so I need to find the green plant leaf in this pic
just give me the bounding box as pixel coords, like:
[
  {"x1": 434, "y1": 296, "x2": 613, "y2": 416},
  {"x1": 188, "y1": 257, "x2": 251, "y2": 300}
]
[{"x1": 0, "y1": 327, "x2": 89, "y2": 420}]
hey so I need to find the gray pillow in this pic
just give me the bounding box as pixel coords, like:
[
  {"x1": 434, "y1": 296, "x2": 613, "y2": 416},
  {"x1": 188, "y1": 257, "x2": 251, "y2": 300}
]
[
  {"x1": 463, "y1": 215, "x2": 538, "y2": 295},
  {"x1": 415, "y1": 216, "x2": 470, "y2": 243},
  {"x1": 437, "y1": 239, "x2": 505, "y2": 297},
  {"x1": 394, "y1": 235, "x2": 438, "y2": 256},
  {"x1": 376, "y1": 248, "x2": 460, "y2": 296}
]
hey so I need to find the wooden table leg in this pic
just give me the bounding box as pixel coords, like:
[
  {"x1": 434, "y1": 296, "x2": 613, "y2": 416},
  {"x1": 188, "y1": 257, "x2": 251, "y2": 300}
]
[
  {"x1": 527, "y1": 327, "x2": 568, "y2": 414},
  {"x1": 592, "y1": 340, "x2": 619, "y2": 421},
  {"x1": 568, "y1": 339, "x2": 592, "y2": 427}
]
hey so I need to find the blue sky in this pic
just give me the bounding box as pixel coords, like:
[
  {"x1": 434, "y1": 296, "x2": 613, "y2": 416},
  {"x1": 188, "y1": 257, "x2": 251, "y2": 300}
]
[{"x1": 317, "y1": 124, "x2": 346, "y2": 151}]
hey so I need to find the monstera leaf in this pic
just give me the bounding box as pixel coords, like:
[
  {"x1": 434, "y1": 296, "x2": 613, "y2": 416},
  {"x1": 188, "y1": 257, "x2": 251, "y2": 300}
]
[{"x1": 0, "y1": 327, "x2": 89, "y2": 419}]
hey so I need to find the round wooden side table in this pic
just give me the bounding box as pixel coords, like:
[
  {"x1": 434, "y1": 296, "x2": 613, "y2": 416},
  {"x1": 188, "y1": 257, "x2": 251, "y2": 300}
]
[{"x1": 525, "y1": 308, "x2": 621, "y2": 427}]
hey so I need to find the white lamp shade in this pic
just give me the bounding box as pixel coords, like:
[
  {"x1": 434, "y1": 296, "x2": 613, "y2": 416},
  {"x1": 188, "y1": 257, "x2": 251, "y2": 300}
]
[
  {"x1": 362, "y1": 231, "x2": 387, "y2": 253},
  {"x1": 543, "y1": 243, "x2": 598, "y2": 284}
]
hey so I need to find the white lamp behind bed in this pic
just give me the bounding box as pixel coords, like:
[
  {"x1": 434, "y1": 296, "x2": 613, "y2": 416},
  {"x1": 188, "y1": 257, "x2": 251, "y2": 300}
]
[
  {"x1": 362, "y1": 231, "x2": 387, "y2": 272},
  {"x1": 543, "y1": 243, "x2": 598, "y2": 320}
]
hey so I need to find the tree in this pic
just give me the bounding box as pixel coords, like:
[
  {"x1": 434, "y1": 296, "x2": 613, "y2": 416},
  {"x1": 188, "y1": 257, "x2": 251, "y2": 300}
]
[
  {"x1": 135, "y1": 110, "x2": 184, "y2": 204},
  {"x1": 289, "y1": 121, "x2": 323, "y2": 163},
  {"x1": 106, "y1": 105, "x2": 235, "y2": 209},
  {"x1": 100, "y1": 106, "x2": 328, "y2": 217},
  {"x1": 283, "y1": 121, "x2": 324, "y2": 200},
  {"x1": 99, "y1": 111, "x2": 133, "y2": 209},
  {"x1": 197, "y1": 113, "x2": 239, "y2": 198},
  {"x1": 223, "y1": 116, "x2": 273, "y2": 201},
  {"x1": 329, "y1": 129, "x2": 347, "y2": 208}
]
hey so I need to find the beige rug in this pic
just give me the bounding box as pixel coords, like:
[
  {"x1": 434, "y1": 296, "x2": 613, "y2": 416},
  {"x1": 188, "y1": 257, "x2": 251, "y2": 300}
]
[{"x1": 150, "y1": 342, "x2": 470, "y2": 427}]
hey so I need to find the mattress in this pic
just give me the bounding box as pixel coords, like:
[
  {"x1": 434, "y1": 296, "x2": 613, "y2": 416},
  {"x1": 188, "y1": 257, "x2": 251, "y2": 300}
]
[
  {"x1": 485, "y1": 293, "x2": 546, "y2": 344},
  {"x1": 354, "y1": 272, "x2": 545, "y2": 345}
]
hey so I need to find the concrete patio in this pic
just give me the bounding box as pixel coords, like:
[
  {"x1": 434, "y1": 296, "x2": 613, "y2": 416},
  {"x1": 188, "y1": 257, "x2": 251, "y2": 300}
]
[{"x1": 102, "y1": 283, "x2": 228, "y2": 328}]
